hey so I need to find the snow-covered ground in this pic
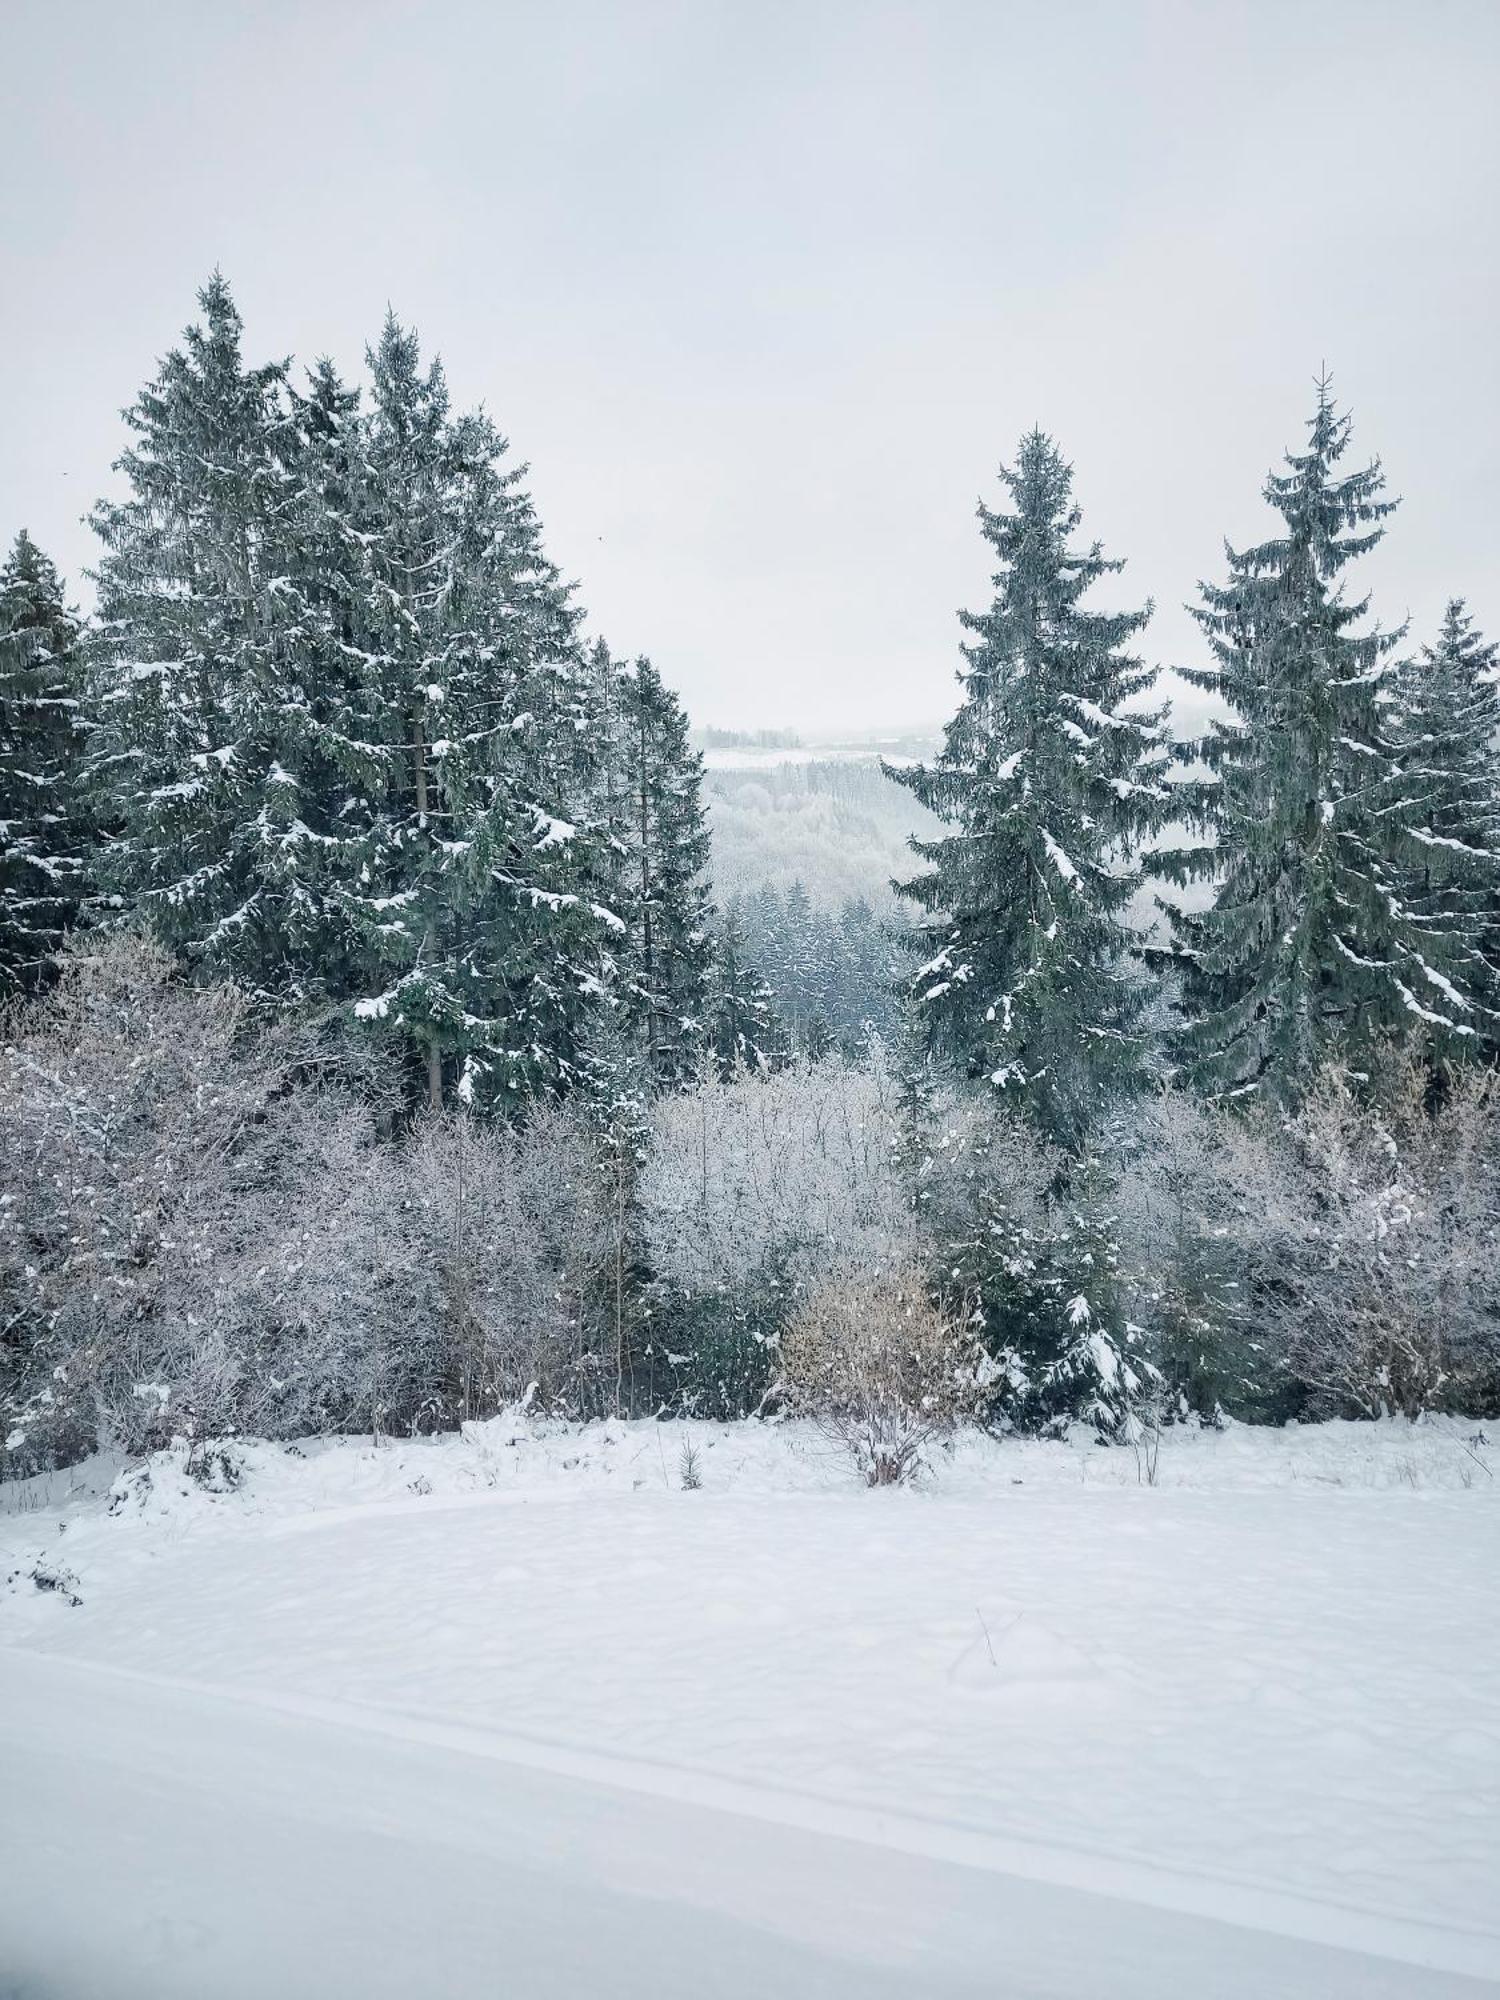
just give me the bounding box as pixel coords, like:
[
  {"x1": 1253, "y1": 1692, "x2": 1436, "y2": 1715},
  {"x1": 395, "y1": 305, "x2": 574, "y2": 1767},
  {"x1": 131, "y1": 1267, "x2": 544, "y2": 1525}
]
[{"x1": 3, "y1": 1415, "x2": 1498, "y2": 1997}]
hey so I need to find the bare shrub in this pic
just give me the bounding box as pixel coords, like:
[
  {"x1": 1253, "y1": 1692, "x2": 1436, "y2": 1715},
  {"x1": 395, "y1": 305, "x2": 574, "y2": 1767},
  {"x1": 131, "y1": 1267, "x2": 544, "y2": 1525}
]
[
  {"x1": 398, "y1": 1103, "x2": 612, "y2": 1418},
  {"x1": 641, "y1": 1047, "x2": 915, "y2": 1299},
  {"x1": 1117, "y1": 1054, "x2": 1500, "y2": 1421},
  {"x1": 0, "y1": 938, "x2": 659, "y2": 1470},
  {"x1": 0, "y1": 936, "x2": 434, "y2": 1468},
  {"x1": 1237, "y1": 1055, "x2": 1500, "y2": 1418},
  {"x1": 779, "y1": 1266, "x2": 979, "y2": 1485}
]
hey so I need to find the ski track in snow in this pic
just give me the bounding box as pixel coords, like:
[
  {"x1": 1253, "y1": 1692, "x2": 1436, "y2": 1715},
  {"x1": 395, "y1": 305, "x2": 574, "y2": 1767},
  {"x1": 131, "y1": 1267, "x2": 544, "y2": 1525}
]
[{"x1": 3, "y1": 1415, "x2": 1498, "y2": 1993}]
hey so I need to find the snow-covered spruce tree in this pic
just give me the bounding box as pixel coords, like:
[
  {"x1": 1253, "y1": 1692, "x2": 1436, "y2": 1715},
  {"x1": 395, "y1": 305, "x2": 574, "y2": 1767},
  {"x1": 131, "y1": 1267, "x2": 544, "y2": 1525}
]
[
  {"x1": 704, "y1": 905, "x2": 785, "y2": 1073},
  {"x1": 582, "y1": 648, "x2": 714, "y2": 1086},
  {"x1": 889, "y1": 431, "x2": 1172, "y2": 1148},
  {"x1": 303, "y1": 313, "x2": 612, "y2": 1108},
  {"x1": 89, "y1": 284, "x2": 620, "y2": 1110},
  {"x1": 0, "y1": 532, "x2": 89, "y2": 991},
  {"x1": 87, "y1": 275, "x2": 326, "y2": 998},
  {"x1": 441, "y1": 373, "x2": 620, "y2": 1108},
  {"x1": 337, "y1": 311, "x2": 509, "y2": 1108},
  {"x1": 905, "y1": 1061, "x2": 1152, "y2": 1436},
  {"x1": 1390, "y1": 599, "x2": 1500, "y2": 1057},
  {"x1": 1162, "y1": 382, "x2": 1490, "y2": 1097}
]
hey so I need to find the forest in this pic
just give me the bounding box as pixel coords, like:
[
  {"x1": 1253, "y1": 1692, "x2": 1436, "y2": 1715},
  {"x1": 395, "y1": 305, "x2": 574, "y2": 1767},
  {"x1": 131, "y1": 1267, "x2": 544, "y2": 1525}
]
[{"x1": 4, "y1": 276, "x2": 1499, "y2": 1485}]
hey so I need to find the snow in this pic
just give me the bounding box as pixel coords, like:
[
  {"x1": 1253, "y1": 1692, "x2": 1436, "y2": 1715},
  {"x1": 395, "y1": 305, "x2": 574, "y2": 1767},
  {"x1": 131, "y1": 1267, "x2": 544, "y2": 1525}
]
[
  {"x1": 3, "y1": 1415, "x2": 1498, "y2": 1995},
  {"x1": 531, "y1": 809, "x2": 577, "y2": 849},
  {"x1": 1041, "y1": 829, "x2": 1080, "y2": 883},
  {"x1": 1393, "y1": 975, "x2": 1474, "y2": 1033}
]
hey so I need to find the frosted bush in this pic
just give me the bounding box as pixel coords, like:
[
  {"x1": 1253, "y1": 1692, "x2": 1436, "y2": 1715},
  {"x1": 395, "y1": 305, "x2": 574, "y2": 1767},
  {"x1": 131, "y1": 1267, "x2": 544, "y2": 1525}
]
[
  {"x1": 1235, "y1": 1056, "x2": 1500, "y2": 1418},
  {"x1": 399, "y1": 1103, "x2": 612, "y2": 1418},
  {"x1": 1116, "y1": 1057, "x2": 1500, "y2": 1421},
  {"x1": 0, "y1": 939, "x2": 435, "y2": 1467},
  {"x1": 636, "y1": 1047, "x2": 918, "y2": 1416},
  {"x1": 0, "y1": 939, "x2": 617, "y2": 1470},
  {"x1": 640, "y1": 1047, "x2": 915, "y2": 1300},
  {"x1": 779, "y1": 1266, "x2": 980, "y2": 1485}
]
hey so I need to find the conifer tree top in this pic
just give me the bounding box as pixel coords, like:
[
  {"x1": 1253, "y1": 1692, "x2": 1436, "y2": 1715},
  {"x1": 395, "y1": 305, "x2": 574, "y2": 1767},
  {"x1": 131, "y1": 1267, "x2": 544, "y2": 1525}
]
[
  {"x1": 1163, "y1": 380, "x2": 1495, "y2": 1096},
  {"x1": 891, "y1": 430, "x2": 1170, "y2": 1145}
]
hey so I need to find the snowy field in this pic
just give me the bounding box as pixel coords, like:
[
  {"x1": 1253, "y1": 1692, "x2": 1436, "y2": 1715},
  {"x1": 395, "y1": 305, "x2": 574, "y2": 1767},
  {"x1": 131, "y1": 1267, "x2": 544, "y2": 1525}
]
[{"x1": 3, "y1": 1415, "x2": 1498, "y2": 1998}]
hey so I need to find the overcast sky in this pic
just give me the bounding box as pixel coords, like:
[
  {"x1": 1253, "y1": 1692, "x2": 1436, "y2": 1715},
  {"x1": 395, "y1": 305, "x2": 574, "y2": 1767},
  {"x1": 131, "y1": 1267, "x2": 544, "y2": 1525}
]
[{"x1": 3, "y1": 0, "x2": 1496, "y2": 734}]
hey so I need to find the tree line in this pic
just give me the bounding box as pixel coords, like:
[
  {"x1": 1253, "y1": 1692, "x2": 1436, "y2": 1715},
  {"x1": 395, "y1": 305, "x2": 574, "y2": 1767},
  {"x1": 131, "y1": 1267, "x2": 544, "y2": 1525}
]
[
  {"x1": 3, "y1": 286, "x2": 1498, "y2": 1473},
  {"x1": 890, "y1": 397, "x2": 1499, "y2": 1142},
  {"x1": 0, "y1": 276, "x2": 775, "y2": 1103}
]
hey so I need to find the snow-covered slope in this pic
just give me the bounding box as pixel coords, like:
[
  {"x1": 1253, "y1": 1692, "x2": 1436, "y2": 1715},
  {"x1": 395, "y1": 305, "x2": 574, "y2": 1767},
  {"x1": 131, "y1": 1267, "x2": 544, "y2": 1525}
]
[{"x1": 3, "y1": 1416, "x2": 1498, "y2": 1996}]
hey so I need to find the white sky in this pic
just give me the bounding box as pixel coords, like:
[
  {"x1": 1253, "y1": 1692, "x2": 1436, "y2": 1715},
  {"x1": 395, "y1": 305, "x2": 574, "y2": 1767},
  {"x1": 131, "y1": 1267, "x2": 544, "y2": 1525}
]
[{"x1": 3, "y1": 0, "x2": 1496, "y2": 734}]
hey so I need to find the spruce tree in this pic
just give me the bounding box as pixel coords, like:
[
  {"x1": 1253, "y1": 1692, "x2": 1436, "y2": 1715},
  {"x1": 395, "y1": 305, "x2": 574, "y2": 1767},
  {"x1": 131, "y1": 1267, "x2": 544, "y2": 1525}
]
[
  {"x1": 0, "y1": 532, "x2": 89, "y2": 991},
  {"x1": 614, "y1": 656, "x2": 715, "y2": 1084},
  {"x1": 1391, "y1": 599, "x2": 1500, "y2": 1053},
  {"x1": 1163, "y1": 383, "x2": 1490, "y2": 1096},
  {"x1": 706, "y1": 906, "x2": 783, "y2": 1071},
  {"x1": 90, "y1": 284, "x2": 618, "y2": 1109},
  {"x1": 889, "y1": 430, "x2": 1171, "y2": 1146},
  {"x1": 346, "y1": 313, "x2": 609, "y2": 1108},
  {"x1": 88, "y1": 275, "x2": 317, "y2": 998}
]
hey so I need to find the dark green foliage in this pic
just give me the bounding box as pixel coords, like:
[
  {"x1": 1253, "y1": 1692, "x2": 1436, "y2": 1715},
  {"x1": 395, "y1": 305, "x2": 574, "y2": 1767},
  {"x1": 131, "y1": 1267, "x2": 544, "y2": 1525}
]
[
  {"x1": 340, "y1": 312, "x2": 606, "y2": 1107},
  {"x1": 732, "y1": 881, "x2": 902, "y2": 1053},
  {"x1": 88, "y1": 276, "x2": 308, "y2": 992},
  {"x1": 1162, "y1": 383, "x2": 1493, "y2": 1098},
  {"x1": 1390, "y1": 599, "x2": 1500, "y2": 1059},
  {"x1": 85, "y1": 279, "x2": 662, "y2": 1111},
  {"x1": 585, "y1": 646, "x2": 716, "y2": 1086},
  {"x1": 0, "y1": 532, "x2": 89, "y2": 991},
  {"x1": 890, "y1": 432, "x2": 1172, "y2": 1146},
  {"x1": 704, "y1": 906, "x2": 785, "y2": 1072},
  {"x1": 904, "y1": 1067, "x2": 1148, "y2": 1436},
  {"x1": 651, "y1": 1276, "x2": 787, "y2": 1420}
]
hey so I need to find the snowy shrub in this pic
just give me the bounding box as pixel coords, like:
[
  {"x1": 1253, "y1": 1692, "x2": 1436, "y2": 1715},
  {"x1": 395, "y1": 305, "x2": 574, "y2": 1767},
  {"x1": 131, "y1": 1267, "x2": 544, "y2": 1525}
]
[
  {"x1": 779, "y1": 1266, "x2": 980, "y2": 1485},
  {"x1": 398, "y1": 1104, "x2": 613, "y2": 1418},
  {"x1": 1114, "y1": 1090, "x2": 1283, "y2": 1421},
  {"x1": 0, "y1": 938, "x2": 437, "y2": 1469},
  {"x1": 1113, "y1": 1057, "x2": 1500, "y2": 1422},
  {"x1": 1228, "y1": 1056, "x2": 1500, "y2": 1419},
  {"x1": 639, "y1": 1048, "x2": 916, "y2": 1411},
  {"x1": 650, "y1": 1273, "x2": 791, "y2": 1419}
]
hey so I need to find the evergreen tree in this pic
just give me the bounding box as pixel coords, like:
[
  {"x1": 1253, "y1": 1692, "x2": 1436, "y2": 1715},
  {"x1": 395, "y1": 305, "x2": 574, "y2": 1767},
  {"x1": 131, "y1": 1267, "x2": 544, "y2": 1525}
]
[
  {"x1": 1163, "y1": 383, "x2": 1491, "y2": 1096},
  {"x1": 889, "y1": 431, "x2": 1171, "y2": 1146},
  {"x1": 610, "y1": 655, "x2": 715, "y2": 1085},
  {"x1": 90, "y1": 283, "x2": 617, "y2": 1110},
  {"x1": 346, "y1": 312, "x2": 610, "y2": 1108},
  {"x1": 88, "y1": 275, "x2": 321, "y2": 998},
  {"x1": 832, "y1": 895, "x2": 902, "y2": 1049},
  {"x1": 1391, "y1": 599, "x2": 1500, "y2": 1054},
  {"x1": 706, "y1": 906, "x2": 783, "y2": 1071},
  {"x1": 0, "y1": 532, "x2": 89, "y2": 990},
  {"x1": 732, "y1": 884, "x2": 903, "y2": 1056},
  {"x1": 906, "y1": 1061, "x2": 1148, "y2": 1436}
]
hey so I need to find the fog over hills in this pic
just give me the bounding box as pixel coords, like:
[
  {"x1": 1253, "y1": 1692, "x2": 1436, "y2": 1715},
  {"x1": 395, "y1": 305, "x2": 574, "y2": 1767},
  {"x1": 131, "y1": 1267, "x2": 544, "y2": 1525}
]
[{"x1": 699, "y1": 731, "x2": 942, "y2": 918}]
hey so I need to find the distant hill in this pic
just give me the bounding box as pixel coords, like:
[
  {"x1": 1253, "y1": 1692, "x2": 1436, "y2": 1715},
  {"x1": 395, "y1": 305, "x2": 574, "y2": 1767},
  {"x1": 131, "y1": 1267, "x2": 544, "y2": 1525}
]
[
  {"x1": 701, "y1": 741, "x2": 942, "y2": 917},
  {"x1": 700, "y1": 730, "x2": 1212, "y2": 943}
]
